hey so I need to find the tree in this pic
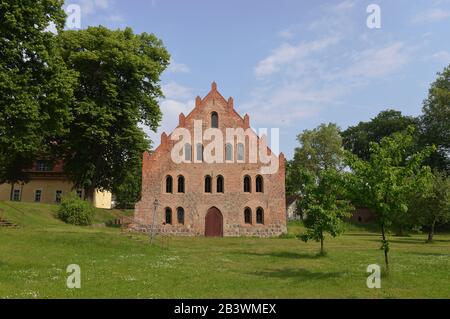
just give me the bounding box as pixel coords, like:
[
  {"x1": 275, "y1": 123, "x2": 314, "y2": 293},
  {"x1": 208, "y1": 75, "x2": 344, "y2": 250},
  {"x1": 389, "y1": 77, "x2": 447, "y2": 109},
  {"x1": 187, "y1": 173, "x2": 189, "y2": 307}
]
[
  {"x1": 299, "y1": 169, "x2": 352, "y2": 255},
  {"x1": 345, "y1": 127, "x2": 434, "y2": 271},
  {"x1": 0, "y1": 0, "x2": 76, "y2": 198},
  {"x1": 58, "y1": 26, "x2": 170, "y2": 198},
  {"x1": 408, "y1": 171, "x2": 450, "y2": 242},
  {"x1": 420, "y1": 65, "x2": 450, "y2": 174},
  {"x1": 286, "y1": 123, "x2": 344, "y2": 213},
  {"x1": 292, "y1": 123, "x2": 344, "y2": 176},
  {"x1": 342, "y1": 109, "x2": 418, "y2": 161},
  {"x1": 112, "y1": 156, "x2": 142, "y2": 209}
]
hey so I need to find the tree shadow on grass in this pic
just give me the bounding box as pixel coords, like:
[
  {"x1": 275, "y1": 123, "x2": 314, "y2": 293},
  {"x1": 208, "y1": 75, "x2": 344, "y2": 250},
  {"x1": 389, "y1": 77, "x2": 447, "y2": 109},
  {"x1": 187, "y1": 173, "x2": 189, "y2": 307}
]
[
  {"x1": 346, "y1": 233, "x2": 380, "y2": 237},
  {"x1": 368, "y1": 238, "x2": 425, "y2": 245},
  {"x1": 248, "y1": 268, "x2": 345, "y2": 282},
  {"x1": 233, "y1": 251, "x2": 323, "y2": 259},
  {"x1": 406, "y1": 252, "x2": 450, "y2": 257}
]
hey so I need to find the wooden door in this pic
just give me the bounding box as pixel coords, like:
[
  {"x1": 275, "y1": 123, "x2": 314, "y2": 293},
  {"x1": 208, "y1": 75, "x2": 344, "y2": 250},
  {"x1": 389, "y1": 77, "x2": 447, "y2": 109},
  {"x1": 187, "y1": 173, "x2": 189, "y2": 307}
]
[{"x1": 205, "y1": 207, "x2": 223, "y2": 237}]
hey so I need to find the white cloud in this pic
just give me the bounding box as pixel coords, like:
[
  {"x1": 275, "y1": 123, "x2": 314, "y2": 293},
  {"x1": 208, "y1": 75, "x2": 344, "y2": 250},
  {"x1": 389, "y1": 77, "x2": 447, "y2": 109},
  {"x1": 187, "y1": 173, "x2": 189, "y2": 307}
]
[
  {"x1": 411, "y1": 8, "x2": 450, "y2": 23},
  {"x1": 167, "y1": 62, "x2": 190, "y2": 73},
  {"x1": 143, "y1": 81, "x2": 194, "y2": 147},
  {"x1": 248, "y1": 39, "x2": 412, "y2": 126},
  {"x1": 278, "y1": 29, "x2": 295, "y2": 39},
  {"x1": 340, "y1": 42, "x2": 411, "y2": 80},
  {"x1": 254, "y1": 36, "x2": 341, "y2": 77},
  {"x1": 78, "y1": 0, "x2": 110, "y2": 15},
  {"x1": 162, "y1": 82, "x2": 192, "y2": 100},
  {"x1": 432, "y1": 50, "x2": 450, "y2": 64},
  {"x1": 70, "y1": 0, "x2": 124, "y2": 26},
  {"x1": 242, "y1": 82, "x2": 344, "y2": 126},
  {"x1": 145, "y1": 99, "x2": 194, "y2": 147}
]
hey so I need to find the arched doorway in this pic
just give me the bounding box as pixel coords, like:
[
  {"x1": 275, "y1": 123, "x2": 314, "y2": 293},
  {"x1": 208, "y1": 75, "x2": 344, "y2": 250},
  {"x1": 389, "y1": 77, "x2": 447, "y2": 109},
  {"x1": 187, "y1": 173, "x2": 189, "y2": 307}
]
[{"x1": 205, "y1": 207, "x2": 223, "y2": 237}]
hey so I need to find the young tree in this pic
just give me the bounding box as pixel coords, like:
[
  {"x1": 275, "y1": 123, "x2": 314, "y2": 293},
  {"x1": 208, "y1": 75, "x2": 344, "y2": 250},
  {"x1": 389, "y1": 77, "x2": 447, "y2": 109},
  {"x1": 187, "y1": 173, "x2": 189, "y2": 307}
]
[
  {"x1": 58, "y1": 26, "x2": 170, "y2": 198},
  {"x1": 345, "y1": 127, "x2": 434, "y2": 271},
  {"x1": 342, "y1": 109, "x2": 418, "y2": 161},
  {"x1": 408, "y1": 171, "x2": 450, "y2": 242},
  {"x1": 0, "y1": 0, "x2": 76, "y2": 197},
  {"x1": 420, "y1": 65, "x2": 450, "y2": 174},
  {"x1": 288, "y1": 123, "x2": 352, "y2": 251},
  {"x1": 299, "y1": 169, "x2": 352, "y2": 255}
]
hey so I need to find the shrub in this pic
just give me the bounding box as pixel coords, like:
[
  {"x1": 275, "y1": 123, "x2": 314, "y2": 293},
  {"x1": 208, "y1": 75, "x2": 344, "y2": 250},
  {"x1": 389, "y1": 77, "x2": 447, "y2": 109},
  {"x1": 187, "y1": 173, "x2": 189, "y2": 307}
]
[{"x1": 57, "y1": 194, "x2": 95, "y2": 226}]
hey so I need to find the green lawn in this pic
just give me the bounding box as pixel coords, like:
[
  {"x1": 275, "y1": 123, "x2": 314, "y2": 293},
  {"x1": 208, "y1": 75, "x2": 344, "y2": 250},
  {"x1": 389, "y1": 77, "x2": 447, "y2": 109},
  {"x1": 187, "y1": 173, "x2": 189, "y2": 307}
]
[{"x1": 0, "y1": 201, "x2": 449, "y2": 298}]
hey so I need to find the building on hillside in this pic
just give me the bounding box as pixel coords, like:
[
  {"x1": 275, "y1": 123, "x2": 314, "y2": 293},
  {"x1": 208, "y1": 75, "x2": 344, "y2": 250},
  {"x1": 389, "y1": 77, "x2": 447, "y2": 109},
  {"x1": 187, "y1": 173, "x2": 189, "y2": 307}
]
[
  {"x1": 133, "y1": 82, "x2": 287, "y2": 237},
  {"x1": 0, "y1": 160, "x2": 112, "y2": 209},
  {"x1": 349, "y1": 207, "x2": 376, "y2": 224},
  {"x1": 286, "y1": 195, "x2": 302, "y2": 220}
]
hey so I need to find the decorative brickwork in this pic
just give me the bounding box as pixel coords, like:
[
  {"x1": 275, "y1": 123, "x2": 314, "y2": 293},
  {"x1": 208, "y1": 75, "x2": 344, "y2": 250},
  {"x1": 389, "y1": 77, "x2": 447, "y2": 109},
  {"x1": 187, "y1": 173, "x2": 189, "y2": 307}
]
[{"x1": 133, "y1": 83, "x2": 287, "y2": 237}]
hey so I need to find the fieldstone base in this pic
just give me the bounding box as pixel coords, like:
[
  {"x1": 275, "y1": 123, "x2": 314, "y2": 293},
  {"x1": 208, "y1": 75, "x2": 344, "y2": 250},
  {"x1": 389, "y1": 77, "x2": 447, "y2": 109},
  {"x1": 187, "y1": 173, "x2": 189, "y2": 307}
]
[{"x1": 128, "y1": 223, "x2": 287, "y2": 238}]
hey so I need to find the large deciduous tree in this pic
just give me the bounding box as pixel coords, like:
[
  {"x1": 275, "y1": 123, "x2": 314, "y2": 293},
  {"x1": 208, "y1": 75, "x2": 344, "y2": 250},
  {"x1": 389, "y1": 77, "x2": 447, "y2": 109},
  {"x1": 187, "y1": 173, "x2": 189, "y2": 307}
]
[
  {"x1": 286, "y1": 123, "x2": 344, "y2": 199},
  {"x1": 58, "y1": 26, "x2": 170, "y2": 198},
  {"x1": 342, "y1": 109, "x2": 418, "y2": 161},
  {"x1": 408, "y1": 171, "x2": 450, "y2": 242},
  {"x1": 420, "y1": 65, "x2": 450, "y2": 174},
  {"x1": 0, "y1": 0, "x2": 75, "y2": 198},
  {"x1": 345, "y1": 127, "x2": 434, "y2": 271}
]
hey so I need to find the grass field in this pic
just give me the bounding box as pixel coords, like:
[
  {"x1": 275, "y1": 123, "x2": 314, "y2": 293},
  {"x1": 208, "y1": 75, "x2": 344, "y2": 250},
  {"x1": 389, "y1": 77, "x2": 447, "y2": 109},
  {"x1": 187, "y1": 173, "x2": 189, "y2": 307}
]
[{"x1": 0, "y1": 201, "x2": 449, "y2": 298}]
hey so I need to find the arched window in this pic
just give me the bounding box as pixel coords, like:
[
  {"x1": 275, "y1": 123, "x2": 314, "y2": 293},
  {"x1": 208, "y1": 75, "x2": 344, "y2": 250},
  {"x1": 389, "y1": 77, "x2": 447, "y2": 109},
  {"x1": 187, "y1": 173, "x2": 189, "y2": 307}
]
[
  {"x1": 165, "y1": 175, "x2": 173, "y2": 193},
  {"x1": 237, "y1": 143, "x2": 244, "y2": 161},
  {"x1": 177, "y1": 175, "x2": 185, "y2": 193},
  {"x1": 217, "y1": 175, "x2": 224, "y2": 193},
  {"x1": 256, "y1": 207, "x2": 264, "y2": 224},
  {"x1": 196, "y1": 143, "x2": 203, "y2": 161},
  {"x1": 256, "y1": 175, "x2": 263, "y2": 193},
  {"x1": 243, "y1": 175, "x2": 251, "y2": 193},
  {"x1": 244, "y1": 207, "x2": 252, "y2": 224},
  {"x1": 205, "y1": 175, "x2": 212, "y2": 193},
  {"x1": 165, "y1": 207, "x2": 172, "y2": 224},
  {"x1": 211, "y1": 112, "x2": 218, "y2": 128},
  {"x1": 184, "y1": 143, "x2": 192, "y2": 161},
  {"x1": 225, "y1": 143, "x2": 233, "y2": 161},
  {"x1": 177, "y1": 207, "x2": 185, "y2": 225}
]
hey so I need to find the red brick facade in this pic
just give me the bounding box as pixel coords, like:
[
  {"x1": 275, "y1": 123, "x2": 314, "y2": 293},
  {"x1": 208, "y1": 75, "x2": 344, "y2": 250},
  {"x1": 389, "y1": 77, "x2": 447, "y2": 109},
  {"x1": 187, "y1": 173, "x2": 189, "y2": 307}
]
[{"x1": 133, "y1": 83, "x2": 287, "y2": 237}]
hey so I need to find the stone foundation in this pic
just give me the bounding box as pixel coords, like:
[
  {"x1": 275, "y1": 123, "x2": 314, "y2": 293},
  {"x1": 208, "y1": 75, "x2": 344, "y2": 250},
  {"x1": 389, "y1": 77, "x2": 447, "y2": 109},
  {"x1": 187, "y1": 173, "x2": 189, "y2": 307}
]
[{"x1": 128, "y1": 222, "x2": 287, "y2": 238}]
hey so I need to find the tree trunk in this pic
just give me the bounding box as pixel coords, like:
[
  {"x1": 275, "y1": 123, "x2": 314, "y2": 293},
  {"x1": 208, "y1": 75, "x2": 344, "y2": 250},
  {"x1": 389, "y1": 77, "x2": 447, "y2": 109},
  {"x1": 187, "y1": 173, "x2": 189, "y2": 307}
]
[
  {"x1": 427, "y1": 220, "x2": 436, "y2": 243},
  {"x1": 320, "y1": 237, "x2": 324, "y2": 255},
  {"x1": 9, "y1": 183, "x2": 14, "y2": 201},
  {"x1": 84, "y1": 186, "x2": 95, "y2": 202},
  {"x1": 381, "y1": 223, "x2": 389, "y2": 272}
]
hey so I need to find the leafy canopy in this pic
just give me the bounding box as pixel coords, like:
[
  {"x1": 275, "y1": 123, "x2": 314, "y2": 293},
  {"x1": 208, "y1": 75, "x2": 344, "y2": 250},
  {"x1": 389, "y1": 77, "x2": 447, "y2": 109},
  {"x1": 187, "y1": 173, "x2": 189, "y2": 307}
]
[
  {"x1": 0, "y1": 0, "x2": 75, "y2": 185},
  {"x1": 342, "y1": 109, "x2": 418, "y2": 161},
  {"x1": 420, "y1": 65, "x2": 450, "y2": 174},
  {"x1": 345, "y1": 126, "x2": 434, "y2": 268},
  {"x1": 58, "y1": 26, "x2": 170, "y2": 195}
]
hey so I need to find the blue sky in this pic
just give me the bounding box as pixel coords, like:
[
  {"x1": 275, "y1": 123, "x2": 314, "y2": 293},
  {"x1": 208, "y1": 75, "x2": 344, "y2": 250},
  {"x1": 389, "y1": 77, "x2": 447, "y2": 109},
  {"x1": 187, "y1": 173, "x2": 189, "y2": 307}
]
[{"x1": 68, "y1": 0, "x2": 450, "y2": 158}]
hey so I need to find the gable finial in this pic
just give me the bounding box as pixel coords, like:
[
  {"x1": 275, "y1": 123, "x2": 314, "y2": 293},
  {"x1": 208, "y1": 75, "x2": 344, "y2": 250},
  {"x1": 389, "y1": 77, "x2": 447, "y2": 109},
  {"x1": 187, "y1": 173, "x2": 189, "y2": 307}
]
[{"x1": 211, "y1": 81, "x2": 217, "y2": 91}]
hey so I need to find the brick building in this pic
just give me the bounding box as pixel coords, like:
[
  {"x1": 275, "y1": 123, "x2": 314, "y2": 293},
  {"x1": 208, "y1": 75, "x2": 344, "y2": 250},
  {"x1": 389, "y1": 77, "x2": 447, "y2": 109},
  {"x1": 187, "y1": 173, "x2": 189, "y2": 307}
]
[{"x1": 133, "y1": 82, "x2": 287, "y2": 237}]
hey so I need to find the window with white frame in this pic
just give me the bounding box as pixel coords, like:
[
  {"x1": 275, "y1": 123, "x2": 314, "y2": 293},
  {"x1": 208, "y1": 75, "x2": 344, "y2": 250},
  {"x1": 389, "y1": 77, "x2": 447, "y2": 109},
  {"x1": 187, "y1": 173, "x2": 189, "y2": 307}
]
[
  {"x1": 34, "y1": 190, "x2": 42, "y2": 202},
  {"x1": 13, "y1": 189, "x2": 21, "y2": 201}
]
